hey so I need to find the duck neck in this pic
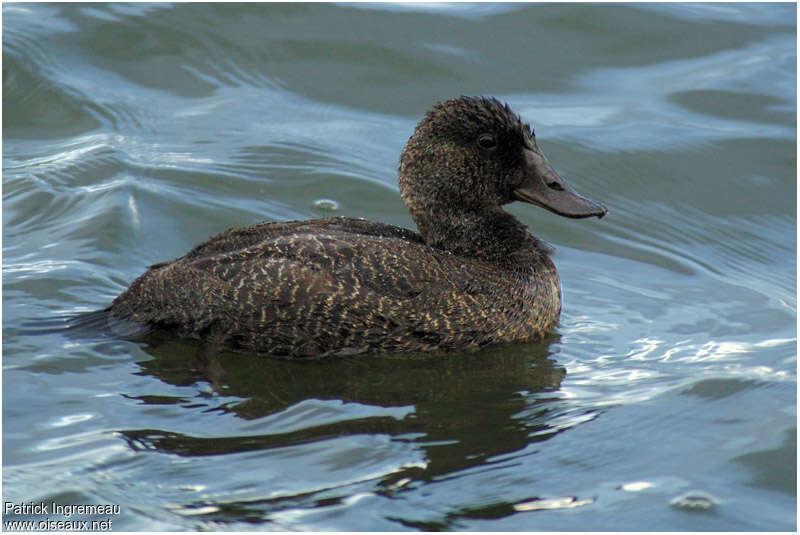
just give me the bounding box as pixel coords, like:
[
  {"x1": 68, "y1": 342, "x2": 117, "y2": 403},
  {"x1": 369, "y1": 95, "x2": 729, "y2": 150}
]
[{"x1": 412, "y1": 207, "x2": 550, "y2": 267}]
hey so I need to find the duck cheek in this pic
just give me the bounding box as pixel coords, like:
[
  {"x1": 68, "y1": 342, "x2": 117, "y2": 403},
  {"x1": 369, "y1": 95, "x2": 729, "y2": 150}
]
[{"x1": 502, "y1": 172, "x2": 527, "y2": 205}]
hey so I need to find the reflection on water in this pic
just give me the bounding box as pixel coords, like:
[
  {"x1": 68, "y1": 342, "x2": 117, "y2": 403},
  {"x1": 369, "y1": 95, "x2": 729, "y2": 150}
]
[
  {"x1": 3, "y1": 2, "x2": 795, "y2": 531},
  {"x1": 115, "y1": 339, "x2": 585, "y2": 526},
  {"x1": 129, "y1": 338, "x2": 564, "y2": 448}
]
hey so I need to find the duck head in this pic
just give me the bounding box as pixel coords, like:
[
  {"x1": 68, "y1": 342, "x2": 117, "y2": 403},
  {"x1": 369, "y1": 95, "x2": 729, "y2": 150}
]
[{"x1": 398, "y1": 96, "x2": 606, "y2": 251}]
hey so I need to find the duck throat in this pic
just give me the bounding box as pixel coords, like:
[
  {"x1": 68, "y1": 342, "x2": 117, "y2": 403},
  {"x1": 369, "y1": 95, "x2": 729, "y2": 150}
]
[{"x1": 412, "y1": 207, "x2": 548, "y2": 265}]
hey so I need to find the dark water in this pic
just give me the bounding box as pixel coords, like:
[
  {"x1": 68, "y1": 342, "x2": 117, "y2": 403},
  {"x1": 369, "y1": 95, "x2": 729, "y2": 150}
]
[{"x1": 3, "y1": 3, "x2": 796, "y2": 531}]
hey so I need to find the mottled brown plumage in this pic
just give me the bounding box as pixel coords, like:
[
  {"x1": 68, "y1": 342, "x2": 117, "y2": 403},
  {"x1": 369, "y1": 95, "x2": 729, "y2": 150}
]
[{"x1": 109, "y1": 96, "x2": 606, "y2": 357}]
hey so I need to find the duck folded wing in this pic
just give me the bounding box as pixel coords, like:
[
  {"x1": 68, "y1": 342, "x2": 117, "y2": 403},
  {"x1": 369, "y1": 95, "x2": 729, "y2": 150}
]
[{"x1": 112, "y1": 223, "x2": 543, "y2": 356}]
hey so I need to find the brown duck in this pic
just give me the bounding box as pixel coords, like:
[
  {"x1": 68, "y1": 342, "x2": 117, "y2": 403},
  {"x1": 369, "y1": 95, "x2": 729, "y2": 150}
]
[{"x1": 108, "y1": 96, "x2": 606, "y2": 357}]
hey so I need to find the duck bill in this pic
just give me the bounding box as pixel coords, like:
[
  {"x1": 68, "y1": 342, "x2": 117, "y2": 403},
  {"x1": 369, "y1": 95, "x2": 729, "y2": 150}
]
[{"x1": 513, "y1": 148, "x2": 607, "y2": 219}]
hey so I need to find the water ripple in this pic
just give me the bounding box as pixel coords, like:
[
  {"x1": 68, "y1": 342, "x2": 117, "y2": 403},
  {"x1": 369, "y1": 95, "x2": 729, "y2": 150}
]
[{"x1": 3, "y1": 3, "x2": 795, "y2": 531}]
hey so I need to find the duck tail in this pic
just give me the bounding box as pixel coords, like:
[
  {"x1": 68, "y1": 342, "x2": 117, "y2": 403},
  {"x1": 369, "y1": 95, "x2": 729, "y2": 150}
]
[{"x1": 19, "y1": 307, "x2": 150, "y2": 340}]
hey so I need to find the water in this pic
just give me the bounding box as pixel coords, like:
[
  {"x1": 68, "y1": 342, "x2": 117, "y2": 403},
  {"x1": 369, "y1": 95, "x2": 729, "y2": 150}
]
[{"x1": 3, "y1": 3, "x2": 796, "y2": 531}]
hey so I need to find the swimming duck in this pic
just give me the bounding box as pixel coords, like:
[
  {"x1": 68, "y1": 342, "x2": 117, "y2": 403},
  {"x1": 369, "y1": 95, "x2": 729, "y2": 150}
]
[{"x1": 108, "y1": 96, "x2": 606, "y2": 357}]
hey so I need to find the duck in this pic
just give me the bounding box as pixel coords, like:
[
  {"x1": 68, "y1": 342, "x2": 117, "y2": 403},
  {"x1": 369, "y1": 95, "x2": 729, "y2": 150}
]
[{"x1": 107, "y1": 96, "x2": 606, "y2": 358}]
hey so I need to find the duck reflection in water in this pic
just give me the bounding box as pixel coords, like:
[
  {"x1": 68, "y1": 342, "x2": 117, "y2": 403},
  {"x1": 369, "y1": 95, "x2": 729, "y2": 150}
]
[{"x1": 123, "y1": 337, "x2": 567, "y2": 516}]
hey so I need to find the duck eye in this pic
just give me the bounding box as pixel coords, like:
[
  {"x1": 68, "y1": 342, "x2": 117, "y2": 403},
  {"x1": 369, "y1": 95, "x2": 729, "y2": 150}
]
[{"x1": 477, "y1": 134, "x2": 496, "y2": 150}]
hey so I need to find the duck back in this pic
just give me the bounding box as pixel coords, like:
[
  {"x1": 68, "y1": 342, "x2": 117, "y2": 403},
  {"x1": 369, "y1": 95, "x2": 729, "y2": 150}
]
[{"x1": 109, "y1": 216, "x2": 561, "y2": 357}]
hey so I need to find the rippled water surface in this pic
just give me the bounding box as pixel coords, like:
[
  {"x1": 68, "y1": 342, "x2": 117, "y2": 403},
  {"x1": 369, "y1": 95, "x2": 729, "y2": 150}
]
[{"x1": 3, "y1": 3, "x2": 796, "y2": 531}]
